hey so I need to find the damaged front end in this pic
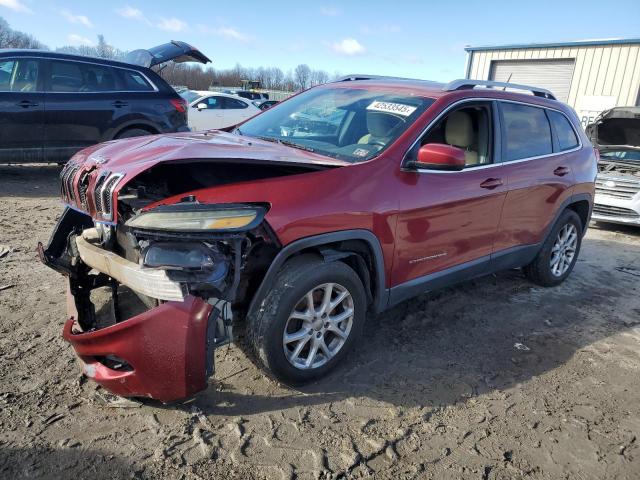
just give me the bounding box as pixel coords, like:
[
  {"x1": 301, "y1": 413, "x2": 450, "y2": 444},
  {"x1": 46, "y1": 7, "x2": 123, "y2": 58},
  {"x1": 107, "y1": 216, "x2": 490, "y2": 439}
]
[{"x1": 40, "y1": 197, "x2": 277, "y2": 402}]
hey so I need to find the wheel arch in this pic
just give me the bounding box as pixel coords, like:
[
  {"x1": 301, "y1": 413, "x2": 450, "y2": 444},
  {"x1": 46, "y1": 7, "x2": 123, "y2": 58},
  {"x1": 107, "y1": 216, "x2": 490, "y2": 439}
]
[
  {"x1": 247, "y1": 230, "x2": 388, "y2": 317},
  {"x1": 109, "y1": 121, "x2": 160, "y2": 140}
]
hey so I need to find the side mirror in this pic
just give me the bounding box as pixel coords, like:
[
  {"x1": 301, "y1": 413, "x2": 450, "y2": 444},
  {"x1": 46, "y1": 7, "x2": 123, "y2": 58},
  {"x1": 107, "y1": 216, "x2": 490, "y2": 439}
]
[
  {"x1": 408, "y1": 143, "x2": 466, "y2": 171},
  {"x1": 196, "y1": 103, "x2": 207, "y2": 111}
]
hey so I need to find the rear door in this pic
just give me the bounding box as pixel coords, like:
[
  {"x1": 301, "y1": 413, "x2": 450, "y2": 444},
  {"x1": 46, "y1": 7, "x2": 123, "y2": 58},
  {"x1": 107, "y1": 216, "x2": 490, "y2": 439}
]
[
  {"x1": 43, "y1": 59, "x2": 129, "y2": 163},
  {"x1": 221, "y1": 96, "x2": 257, "y2": 127},
  {"x1": 0, "y1": 57, "x2": 44, "y2": 162},
  {"x1": 493, "y1": 101, "x2": 577, "y2": 253}
]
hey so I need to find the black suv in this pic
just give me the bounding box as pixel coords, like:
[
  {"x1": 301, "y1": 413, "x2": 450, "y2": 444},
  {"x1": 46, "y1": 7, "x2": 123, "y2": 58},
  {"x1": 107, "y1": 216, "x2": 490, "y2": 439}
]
[{"x1": 0, "y1": 41, "x2": 210, "y2": 163}]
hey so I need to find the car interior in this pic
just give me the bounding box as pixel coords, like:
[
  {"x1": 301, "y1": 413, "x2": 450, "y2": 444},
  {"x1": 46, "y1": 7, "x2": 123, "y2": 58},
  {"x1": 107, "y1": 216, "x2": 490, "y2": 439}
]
[{"x1": 420, "y1": 106, "x2": 491, "y2": 166}]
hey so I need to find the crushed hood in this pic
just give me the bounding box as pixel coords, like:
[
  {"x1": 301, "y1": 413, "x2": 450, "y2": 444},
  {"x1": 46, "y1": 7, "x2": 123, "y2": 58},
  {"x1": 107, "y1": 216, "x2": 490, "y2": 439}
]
[
  {"x1": 586, "y1": 106, "x2": 640, "y2": 150},
  {"x1": 74, "y1": 130, "x2": 350, "y2": 178}
]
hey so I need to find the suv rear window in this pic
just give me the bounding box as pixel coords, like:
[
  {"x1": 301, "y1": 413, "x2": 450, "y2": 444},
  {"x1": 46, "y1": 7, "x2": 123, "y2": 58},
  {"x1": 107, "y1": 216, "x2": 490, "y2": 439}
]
[
  {"x1": 501, "y1": 103, "x2": 552, "y2": 161},
  {"x1": 548, "y1": 110, "x2": 579, "y2": 151},
  {"x1": 120, "y1": 70, "x2": 154, "y2": 91}
]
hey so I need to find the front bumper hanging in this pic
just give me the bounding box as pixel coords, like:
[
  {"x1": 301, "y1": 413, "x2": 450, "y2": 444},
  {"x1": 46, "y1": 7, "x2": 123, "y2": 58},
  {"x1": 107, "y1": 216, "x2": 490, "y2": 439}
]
[{"x1": 39, "y1": 207, "x2": 240, "y2": 402}]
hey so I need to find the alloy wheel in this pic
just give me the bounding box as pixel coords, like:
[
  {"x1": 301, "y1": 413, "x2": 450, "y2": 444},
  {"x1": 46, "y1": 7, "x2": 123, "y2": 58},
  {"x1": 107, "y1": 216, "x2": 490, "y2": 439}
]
[
  {"x1": 550, "y1": 223, "x2": 578, "y2": 277},
  {"x1": 282, "y1": 283, "x2": 354, "y2": 370}
]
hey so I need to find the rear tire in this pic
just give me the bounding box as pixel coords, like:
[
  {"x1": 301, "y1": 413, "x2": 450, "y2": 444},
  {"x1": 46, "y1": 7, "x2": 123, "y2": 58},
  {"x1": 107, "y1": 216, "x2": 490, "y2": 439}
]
[
  {"x1": 247, "y1": 257, "x2": 367, "y2": 385},
  {"x1": 115, "y1": 128, "x2": 152, "y2": 139},
  {"x1": 523, "y1": 209, "x2": 582, "y2": 287}
]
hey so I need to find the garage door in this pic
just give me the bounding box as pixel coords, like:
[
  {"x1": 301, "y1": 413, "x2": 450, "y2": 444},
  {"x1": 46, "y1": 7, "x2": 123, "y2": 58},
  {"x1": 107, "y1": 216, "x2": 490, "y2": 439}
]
[{"x1": 489, "y1": 60, "x2": 575, "y2": 102}]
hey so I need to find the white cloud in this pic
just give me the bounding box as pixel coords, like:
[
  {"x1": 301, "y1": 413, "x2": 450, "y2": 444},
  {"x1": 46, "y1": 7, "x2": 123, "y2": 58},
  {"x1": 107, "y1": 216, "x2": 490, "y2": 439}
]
[
  {"x1": 329, "y1": 38, "x2": 366, "y2": 56},
  {"x1": 0, "y1": 0, "x2": 32, "y2": 14},
  {"x1": 67, "y1": 34, "x2": 95, "y2": 47},
  {"x1": 157, "y1": 17, "x2": 186, "y2": 32},
  {"x1": 320, "y1": 6, "x2": 340, "y2": 16},
  {"x1": 198, "y1": 24, "x2": 251, "y2": 43},
  {"x1": 115, "y1": 5, "x2": 150, "y2": 24},
  {"x1": 61, "y1": 10, "x2": 93, "y2": 28}
]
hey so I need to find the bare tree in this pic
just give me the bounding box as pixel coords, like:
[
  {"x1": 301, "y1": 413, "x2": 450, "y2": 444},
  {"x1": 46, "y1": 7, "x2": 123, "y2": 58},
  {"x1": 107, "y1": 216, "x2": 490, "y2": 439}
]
[
  {"x1": 0, "y1": 16, "x2": 46, "y2": 49},
  {"x1": 294, "y1": 64, "x2": 311, "y2": 90}
]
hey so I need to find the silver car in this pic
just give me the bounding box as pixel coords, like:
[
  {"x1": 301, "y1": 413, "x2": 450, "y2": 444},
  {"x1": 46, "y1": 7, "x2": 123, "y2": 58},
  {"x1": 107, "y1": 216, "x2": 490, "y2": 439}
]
[{"x1": 588, "y1": 107, "x2": 640, "y2": 226}]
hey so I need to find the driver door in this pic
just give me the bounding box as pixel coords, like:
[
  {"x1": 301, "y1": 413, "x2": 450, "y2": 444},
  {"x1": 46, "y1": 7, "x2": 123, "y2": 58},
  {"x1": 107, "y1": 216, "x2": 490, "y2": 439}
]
[
  {"x1": 392, "y1": 101, "x2": 507, "y2": 297},
  {"x1": 191, "y1": 95, "x2": 225, "y2": 131}
]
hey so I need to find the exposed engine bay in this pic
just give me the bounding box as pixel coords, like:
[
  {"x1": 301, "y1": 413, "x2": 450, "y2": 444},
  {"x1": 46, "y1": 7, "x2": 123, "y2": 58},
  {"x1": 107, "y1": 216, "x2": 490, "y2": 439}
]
[{"x1": 38, "y1": 156, "x2": 334, "y2": 401}]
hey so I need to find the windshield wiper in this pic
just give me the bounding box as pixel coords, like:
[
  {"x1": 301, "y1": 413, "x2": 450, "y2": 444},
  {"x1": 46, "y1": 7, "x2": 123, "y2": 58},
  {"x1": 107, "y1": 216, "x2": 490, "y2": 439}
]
[{"x1": 255, "y1": 136, "x2": 315, "y2": 152}]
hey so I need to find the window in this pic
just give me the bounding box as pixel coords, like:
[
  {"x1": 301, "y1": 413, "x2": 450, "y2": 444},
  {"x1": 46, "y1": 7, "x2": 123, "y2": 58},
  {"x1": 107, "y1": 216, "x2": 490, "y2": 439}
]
[
  {"x1": 0, "y1": 59, "x2": 39, "y2": 92},
  {"x1": 223, "y1": 97, "x2": 249, "y2": 109},
  {"x1": 420, "y1": 104, "x2": 493, "y2": 167},
  {"x1": 501, "y1": 103, "x2": 552, "y2": 161},
  {"x1": 195, "y1": 96, "x2": 223, "y2": 109},
  {"x1": 548, "y1": 110, "x2": 579, "y2": 151},
  {"x1": 238, "y1": 86, "x2": 434, "y2": 163},
  {"x1": 50, "y1": 61, "x2": 120, "y2": 92},
  {"x1": 120, "y1": 70, "x2": 154, "y2": 91}
]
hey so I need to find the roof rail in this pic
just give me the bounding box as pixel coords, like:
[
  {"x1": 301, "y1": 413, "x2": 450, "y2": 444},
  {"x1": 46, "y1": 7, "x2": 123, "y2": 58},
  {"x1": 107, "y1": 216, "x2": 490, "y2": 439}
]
[
  {"x1": 444, "y1": 79, "x2": 556, "y2": 100},
  {"x1": 334, "y1": 74, "x2": 428, "y2": 83}
]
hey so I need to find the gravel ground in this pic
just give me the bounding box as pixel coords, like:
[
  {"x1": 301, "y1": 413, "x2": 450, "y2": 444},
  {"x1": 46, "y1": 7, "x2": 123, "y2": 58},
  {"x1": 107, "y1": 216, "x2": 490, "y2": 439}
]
[{"x1": 1, "y1": 164, "x2": 639, "y2": 480}]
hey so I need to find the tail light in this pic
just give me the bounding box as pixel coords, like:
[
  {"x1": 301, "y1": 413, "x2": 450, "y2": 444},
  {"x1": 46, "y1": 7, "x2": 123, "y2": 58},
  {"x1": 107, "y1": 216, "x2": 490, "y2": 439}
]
[
  {"x1": 170, "y1": 98, "x2": 187, "y2": 113},
  {"x1": 594, "y1": 148, "x2": 600, "y2": 162}
]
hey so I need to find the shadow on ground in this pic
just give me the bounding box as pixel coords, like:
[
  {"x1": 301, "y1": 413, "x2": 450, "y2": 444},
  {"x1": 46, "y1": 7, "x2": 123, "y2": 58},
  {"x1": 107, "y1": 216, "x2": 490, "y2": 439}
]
[
  {"x1": 0, "y1": 447, "x2": 137, "y2": 480},
  {"x1": 188, "y1": 235, "x2": 639, "y2": 415},
  {"x1": 0, "y1": 164, "x2": 61, "y2": 198}
]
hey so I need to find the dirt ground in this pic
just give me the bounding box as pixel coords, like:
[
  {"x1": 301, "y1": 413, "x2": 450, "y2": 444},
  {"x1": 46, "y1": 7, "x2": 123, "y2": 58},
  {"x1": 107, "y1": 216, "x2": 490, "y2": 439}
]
[{"x1": 1, "y1": 164, "x2": 639, "y2": 480}]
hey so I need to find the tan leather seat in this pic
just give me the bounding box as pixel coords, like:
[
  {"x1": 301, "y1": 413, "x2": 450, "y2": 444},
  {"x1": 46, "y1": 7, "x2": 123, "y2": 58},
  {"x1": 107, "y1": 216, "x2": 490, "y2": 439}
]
[
  {"x1": 445, "y1": 111, "x2": 478, "y2": 165},
  {"x1": 358, "y1": 111, "x2": 403, "y2": 146}
]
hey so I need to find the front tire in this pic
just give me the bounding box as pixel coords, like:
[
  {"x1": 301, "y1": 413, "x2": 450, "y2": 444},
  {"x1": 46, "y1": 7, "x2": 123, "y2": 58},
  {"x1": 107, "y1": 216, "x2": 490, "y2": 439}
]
[
  {"x1": 247, "y1": 257, "x2": 367, "y2": 385},
  {"x1": 523, "y1": 209, "x2": 583, "y2": 287}
]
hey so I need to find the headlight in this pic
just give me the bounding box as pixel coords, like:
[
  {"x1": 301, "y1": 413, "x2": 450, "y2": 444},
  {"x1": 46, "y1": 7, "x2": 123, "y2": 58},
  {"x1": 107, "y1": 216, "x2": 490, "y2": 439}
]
[{"x1": 125, "y1": 204, "x2": 266, "y2": 232}]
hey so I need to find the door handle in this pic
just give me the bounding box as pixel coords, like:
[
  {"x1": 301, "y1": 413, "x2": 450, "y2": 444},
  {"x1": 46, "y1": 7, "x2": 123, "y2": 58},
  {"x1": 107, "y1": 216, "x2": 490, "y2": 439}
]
[
  {"x1": 112, "y1": 101, "x2": 129, "y2": 108},
  {"x1": 17, "y1": 100, "x2": 38, "y2": 108},
  {"x1": 554, "y1": 166, "x2": 570, "y2": 177},
  {"x1": 480, "y1": 178, "x2": 503, "y2": 189}
]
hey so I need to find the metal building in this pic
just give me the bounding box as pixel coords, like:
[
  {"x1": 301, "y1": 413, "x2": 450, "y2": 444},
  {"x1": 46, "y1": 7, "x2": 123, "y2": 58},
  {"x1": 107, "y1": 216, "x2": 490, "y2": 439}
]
[{"x1": 464, "y1": 38, "x2": 640, "y2": 128}]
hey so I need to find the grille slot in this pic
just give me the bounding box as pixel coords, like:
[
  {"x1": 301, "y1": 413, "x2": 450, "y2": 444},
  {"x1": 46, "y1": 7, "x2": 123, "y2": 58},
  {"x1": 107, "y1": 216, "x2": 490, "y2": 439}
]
[
  {"x1": 593, "y1": 204, "x2": 640, "y2": 218},
  {"x1": 60, "y1": 162, "x2": 80, "y2": 205},
  {"x1": 93, "y1": 172, "x2": 123, "y2": 220},
  {"x1": 93, "y1": 173, "x2": 109, "y2": 214},
  {"x1": 77, "y1": 170, "x2": 91, "y2": 211},
  {"x1": 595, "y1": 175, "x2": 640, "y2": 200}
]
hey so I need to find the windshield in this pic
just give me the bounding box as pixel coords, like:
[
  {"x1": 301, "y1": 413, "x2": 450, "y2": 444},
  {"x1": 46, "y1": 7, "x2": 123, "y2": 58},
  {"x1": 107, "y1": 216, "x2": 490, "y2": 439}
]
[
  {"x1": 236, "y1": 86, "x2": 434, "y2": 162},
  {"x1": 600, "y1": 150, "x2": 640, "y2": 163},
  {"x1": 179, "y1": 90, "x2": 202, "y2": 104}
]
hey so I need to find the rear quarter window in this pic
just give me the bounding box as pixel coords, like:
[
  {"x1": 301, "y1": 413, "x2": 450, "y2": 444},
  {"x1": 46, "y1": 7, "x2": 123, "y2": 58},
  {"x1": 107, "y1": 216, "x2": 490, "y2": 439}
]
[
  {"x1": 120, "y1": 70, "x2": 155, "y2": 91},
  {"x1": 501, "y1": 102, "x2": 552, "y2": 161},
  {"x1": 548, "y1": 110, "x2": 579, "y2": 151}
]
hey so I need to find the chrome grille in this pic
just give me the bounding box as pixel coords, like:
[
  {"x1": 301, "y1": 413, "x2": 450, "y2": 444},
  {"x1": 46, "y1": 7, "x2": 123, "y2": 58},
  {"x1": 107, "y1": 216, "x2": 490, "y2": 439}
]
[
  {"x1": 93, "y1": 172, "x2": 123, "y2": 220},
  {"x1": 595, "y1": 175, "x2": 640, "y2": 200},
  {"x1": 77, "y1": 170, "x2": 91, "y2": 211},
  {"x1": 593, "y1": 204, "x2": 640, "y2": 218},
  {"x1": 93, "y1": 172, "x2": 109, "y2": 214},
  {"x1": 60, "y1": 162, "x2": 80, "y2": 205}
]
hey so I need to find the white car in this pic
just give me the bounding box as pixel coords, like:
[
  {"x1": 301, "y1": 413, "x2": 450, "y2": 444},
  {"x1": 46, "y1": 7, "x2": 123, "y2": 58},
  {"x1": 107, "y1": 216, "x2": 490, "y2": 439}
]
[
  {"x1": 181, "y1": 90, "x2": 262, "y2": 131},
  {"x1": 587, "y1": 107, "x2": 640, "y2": 226}
]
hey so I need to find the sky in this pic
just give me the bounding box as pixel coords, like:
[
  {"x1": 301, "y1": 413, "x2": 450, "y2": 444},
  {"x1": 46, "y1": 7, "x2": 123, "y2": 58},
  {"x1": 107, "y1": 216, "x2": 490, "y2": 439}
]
[{"x1": 1, "y1": 0, "x2": 639, "y2": 81}]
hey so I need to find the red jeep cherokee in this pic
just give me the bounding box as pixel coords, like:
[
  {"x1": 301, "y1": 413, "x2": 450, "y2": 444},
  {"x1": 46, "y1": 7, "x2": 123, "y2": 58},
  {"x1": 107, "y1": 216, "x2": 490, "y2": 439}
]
[{"x1": 40, "y1": 76, "x2": 597, "y2": 402}]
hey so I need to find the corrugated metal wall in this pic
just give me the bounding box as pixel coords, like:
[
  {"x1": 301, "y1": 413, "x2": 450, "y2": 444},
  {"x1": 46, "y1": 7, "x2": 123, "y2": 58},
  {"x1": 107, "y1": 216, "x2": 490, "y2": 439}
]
[{"x1": 467, "y1": 43, "x2": 640, "y2": 127}]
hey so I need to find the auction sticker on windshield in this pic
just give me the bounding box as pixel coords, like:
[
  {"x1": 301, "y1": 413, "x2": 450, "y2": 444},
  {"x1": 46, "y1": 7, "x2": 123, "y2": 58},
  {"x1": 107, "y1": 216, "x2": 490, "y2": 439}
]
[{"x1": 367, "y1": 101, "x2": 417, "y2": 117}]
